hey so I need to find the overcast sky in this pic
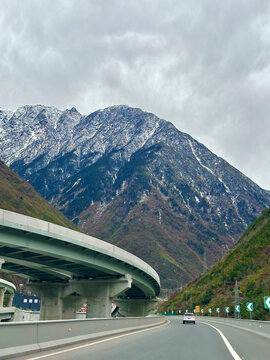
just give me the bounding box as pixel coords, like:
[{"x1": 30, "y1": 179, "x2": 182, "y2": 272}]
[{"x1": 1, "y1": 0, "x2": 270, "y2": 190}]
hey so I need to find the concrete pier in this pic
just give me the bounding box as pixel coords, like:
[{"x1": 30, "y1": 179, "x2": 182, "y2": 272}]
[
  {"x1": 115, "y1": 298, "x2": 158, "y2": 317},
  {"x1": 6, "y1": 293, "x2": 14, "y2": 308},
  {"x1": 28, "y1": 275, "x2": 132, "y2": 320},
  {"x1": 0, "y1": 287, "x2": 6, "y2": 307},
  {"x1": 62, "y1": 296, "x2": 85, "y2": 319},
  {"x1": 28, "y1": 283, "x2": 66, "y2": 320}
]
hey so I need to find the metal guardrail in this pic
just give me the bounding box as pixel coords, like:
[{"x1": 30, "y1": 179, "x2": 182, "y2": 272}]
[{"x1": 0, "y1": 316, "x2": 166, "y2": 359}]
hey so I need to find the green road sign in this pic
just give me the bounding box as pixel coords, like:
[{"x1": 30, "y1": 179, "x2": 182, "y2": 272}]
[
  {"x1": 216, "y1": 308, "x2": 220, "y2": 313},
  {"x1": 178, "y1": 310, "x2": 182, "y2": 314},
  {"x1": 264, "y1": 297, "x2": 270, "y2": 309},
  {"x1": 246, "y1": 302, "x2": 253, "y2": 312},
  {"x1": 208, "y1": 308, "x2": 212, "y2": 313},
  {"x1": 235, "y1": 305, "x2": 240, "y2": 312},
  {"x1": 201, "y1": 309, "x2": 204, "y2": 313},
  {"x1": 225, "y1": 307, "x2": 230, "y2": 313},
  {"x1": 186, "y1": 309, "x2": 188, "y2": 313}
]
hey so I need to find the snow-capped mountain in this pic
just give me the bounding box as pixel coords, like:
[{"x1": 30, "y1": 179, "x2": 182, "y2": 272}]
[{"x1": 1, "y1": 104, "x2": 269, "y2": 288}]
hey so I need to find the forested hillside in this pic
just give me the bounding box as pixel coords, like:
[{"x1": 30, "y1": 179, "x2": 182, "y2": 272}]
[{"x1": 160, "y1": 208, "x2": 270, "y2": 320}]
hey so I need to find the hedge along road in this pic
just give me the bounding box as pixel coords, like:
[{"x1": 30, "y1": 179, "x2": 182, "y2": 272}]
[{"x1": 15, "y1": 316, "x2": 270, "y2": 360}]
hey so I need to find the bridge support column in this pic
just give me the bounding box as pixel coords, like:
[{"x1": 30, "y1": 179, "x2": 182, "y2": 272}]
[
  {"x1": 41, "y1": 296, "x2": 63, "y2": 320},
  {"x1": 62, "y1": 296, "x2": 85, "y2": 319},
  {"x1": 0, "y1": 259, "x2": 5, "y2": 269},
  {"x1": 86, "y1": 295, "x2": 112, "y2": 318},
  {"x1": 84, "y1": 275, "x2": 132, "y2": 318},
  {"x1": 0, "y1": 287, "x2": 6, "y2": 307},
  {"x1": 115, "y1": 298, "x2": 158, "y2": 317},
  {"x1": 27, "y1": 275, "x2": 132, "y2": 320},
  {"x1": 6, "y1": 293, "x2": 14, "y2": 307},
  {"x1": 27, "y1": 282, "x2": 67, "y2": 320},
  {"x1": 64, "y1": 275, "x2": 132, "y2": 318}
]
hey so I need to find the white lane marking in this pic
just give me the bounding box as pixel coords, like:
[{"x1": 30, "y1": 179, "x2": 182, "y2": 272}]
[
  {"x1": 200, "y1": 318, "x2": 270, "y2": 340},
  {"x1": 26, "y1": 321, "x2": 170, "y2": 360},
  {"x1": 202, "y1": 322, "x2": 242, "y2": 360}
]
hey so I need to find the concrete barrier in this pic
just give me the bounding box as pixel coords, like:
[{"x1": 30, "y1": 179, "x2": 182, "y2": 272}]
[
  {"x1": 0, "y1": 316, "x2": 166, "y2": 359},
  {"x1": 13, "y1": 309, "x2": 40, "y2": 322},
  {"x1": 0, "y1": 307, "x2": 15, "y2": 322},
  {"x1": 76, "y1": 311, "x2": 86, "y2": 319}
]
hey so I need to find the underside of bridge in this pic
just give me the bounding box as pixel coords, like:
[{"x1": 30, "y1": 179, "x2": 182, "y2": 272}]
[{"x1": 0, "y1": 209, "x2": 160, "y2": 319}]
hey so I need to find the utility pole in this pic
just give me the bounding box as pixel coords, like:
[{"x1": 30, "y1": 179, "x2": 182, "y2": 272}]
[
  {"x1": 203, "y1": 251, "x2": 207, "y2": 274},
  {"x1": 234, "y1": 280, "x2": 241, "y2": 319}
]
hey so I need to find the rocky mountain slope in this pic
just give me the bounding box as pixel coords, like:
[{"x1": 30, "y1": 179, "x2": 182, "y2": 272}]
[
  {"x1": 1, "y1": 104, "x2": 270, "y2": 288},
  {"x1": 0, "y1": 160, "x2": 78, "y2": 230},
  {"x1": 160, "y1": 207, "x2": 270, "y2": 320}
]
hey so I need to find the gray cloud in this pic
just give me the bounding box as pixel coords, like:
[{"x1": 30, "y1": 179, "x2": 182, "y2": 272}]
[{"x1": 1, "y1": 0, "x2": 270, "y2": 189}]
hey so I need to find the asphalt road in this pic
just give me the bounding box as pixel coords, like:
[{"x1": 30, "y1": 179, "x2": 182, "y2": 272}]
[{"x1": 17, "y1": 317, "x2": 270, "y2": 360}]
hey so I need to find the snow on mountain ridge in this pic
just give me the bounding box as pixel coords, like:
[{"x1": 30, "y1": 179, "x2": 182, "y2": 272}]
[
  {"x1": 1, "y1": 103, "x2": 270, "y2": 287},
  {"x1": 0, "y1": 104, "x2": 165, "y2": 176}
]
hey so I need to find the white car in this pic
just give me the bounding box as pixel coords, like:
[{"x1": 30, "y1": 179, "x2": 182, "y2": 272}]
[{"x1": 183, "y1": 312, "x2": 196, "y2": 324}]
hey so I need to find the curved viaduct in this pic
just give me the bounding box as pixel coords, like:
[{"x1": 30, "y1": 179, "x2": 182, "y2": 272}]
[{"x1": 0, "y1": 209, "x2": 160, "y2": 319}]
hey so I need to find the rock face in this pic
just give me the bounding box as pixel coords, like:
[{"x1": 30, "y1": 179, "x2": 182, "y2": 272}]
[{"x1": 1, "y1": 104, "x2": 270, "y2": 288}]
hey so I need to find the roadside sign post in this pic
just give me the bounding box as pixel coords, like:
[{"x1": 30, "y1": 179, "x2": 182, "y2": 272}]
[
  {"x1": 208, "y1": 308, "x2": 212, "y2": 316},
  {"x1": 178, "y1": 310, "x2": 182, "y2": 315},
  {"x1": 216, "y1": 308, "x2": 220, "y2": 317},
  {"x1": 235, "y1": 304, "x2": 241, "y2": 319},
  {"x1": 225, "y1": 307, "x2": 230, "y2": 317},
  {"x1": 201, "y1": 309, "x2": 204, "y2": 315},
  {"x1": 246, "y1": 302, "x2": 253, "y2": 320},
  {"x1": 264, "y1": 297, "x2": 270, "y2": 309}
]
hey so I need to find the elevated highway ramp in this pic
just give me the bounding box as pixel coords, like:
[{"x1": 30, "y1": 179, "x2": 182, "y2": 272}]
[{"x1": 0, "y1": 209, "x2": 160, "y2": 319}]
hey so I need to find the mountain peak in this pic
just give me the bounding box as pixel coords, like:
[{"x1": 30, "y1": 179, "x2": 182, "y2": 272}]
[
  {"x1": 103, "y1": 104, "x2": 131, "y2": 111},
  {"x1": 67, "y1": 106, "x2": 80, "y2": 113},
  {"x1": 99, "y1": 105, "x2": 158, "y2": 119}
]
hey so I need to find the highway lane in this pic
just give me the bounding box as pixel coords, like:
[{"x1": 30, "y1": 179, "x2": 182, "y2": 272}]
[
  {"x1": 198, "y1": 317, "x2": 270, "y2": 360},
  {"x1": 17, "y1": 317, "x2": 237, "y2": 360},
  {"x1": 16, "y1": 316, "x2": 270, "y2": 360}
]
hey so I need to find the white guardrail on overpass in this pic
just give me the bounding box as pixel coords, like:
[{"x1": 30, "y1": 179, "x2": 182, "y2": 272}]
[{"x1": 0, "y1": 316, "x2": 166, "y2": 359}]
